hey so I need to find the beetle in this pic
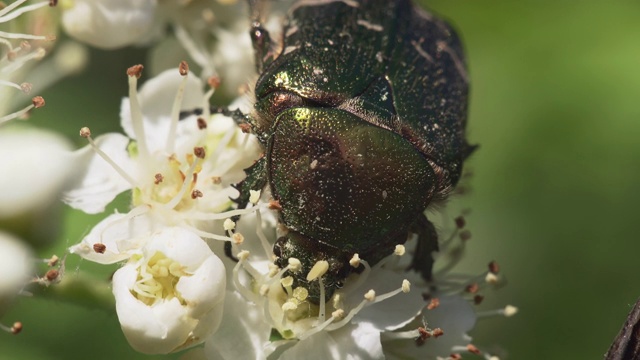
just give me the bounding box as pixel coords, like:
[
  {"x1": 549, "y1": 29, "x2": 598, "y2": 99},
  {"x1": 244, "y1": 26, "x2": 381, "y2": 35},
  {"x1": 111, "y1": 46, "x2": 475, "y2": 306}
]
[{"x1": 221, "y1": 0, "x2": 475, "y2": 303}]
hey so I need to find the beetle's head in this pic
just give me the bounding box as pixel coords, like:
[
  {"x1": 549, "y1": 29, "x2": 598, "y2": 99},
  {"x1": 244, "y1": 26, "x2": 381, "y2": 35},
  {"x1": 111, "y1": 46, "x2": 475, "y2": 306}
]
[{"x1": 273, "y1": 231, "x2": 353, "y2": 304}]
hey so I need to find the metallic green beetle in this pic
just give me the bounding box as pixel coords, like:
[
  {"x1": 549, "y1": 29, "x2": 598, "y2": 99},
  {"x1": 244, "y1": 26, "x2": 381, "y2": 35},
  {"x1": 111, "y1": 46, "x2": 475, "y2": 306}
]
[{"x1": 226, "y1": 0, "x2": 474, "y2": 303}]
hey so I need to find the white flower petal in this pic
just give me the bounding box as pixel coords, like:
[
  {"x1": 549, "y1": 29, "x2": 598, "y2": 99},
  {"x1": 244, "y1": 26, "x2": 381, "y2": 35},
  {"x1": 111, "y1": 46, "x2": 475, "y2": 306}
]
[
  {"x1": 69, "y1": 212, "x2": 161, "y2": 264},
  {"x1": 205, "y1": 291, "x2": 272, "y2": 360},
  {"x1": 0, "y1": 127, "x2": 73, "y2": 218},
  {"x1": 62, "y1": 133, "x2": 134, "y2": 214},
  {"x1": 62, "y1": 0, "x2": 158, "y2": 49},
  {"x1": 279, "y1": 323, "x2": 383, "y2": 360}
]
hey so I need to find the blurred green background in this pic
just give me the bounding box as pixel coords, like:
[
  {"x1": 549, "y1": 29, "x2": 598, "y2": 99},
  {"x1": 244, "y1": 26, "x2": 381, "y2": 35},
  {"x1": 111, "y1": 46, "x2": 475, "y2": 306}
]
[{"x1": 2, "y1": 0, "x2": 640, "y2": 359}]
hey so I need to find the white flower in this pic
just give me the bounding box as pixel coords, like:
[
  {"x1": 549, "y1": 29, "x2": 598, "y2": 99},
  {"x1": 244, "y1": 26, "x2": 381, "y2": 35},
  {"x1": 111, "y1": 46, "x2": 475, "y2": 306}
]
[
  {"x1": 206, "y1": 216, "x2": 427, "y2": 358},
  {"x1": 0, "y1": 231, "x2": 33, "y2": 317},
  {"x1": 61, "y1": 0, "x2": 158, "y2": 49},
  {"x1": 64, "y1": 64, "x2": 262, "y2": 262},
  {"x1": 112, "y1": 227, "x2": 226, "y2": 354}
]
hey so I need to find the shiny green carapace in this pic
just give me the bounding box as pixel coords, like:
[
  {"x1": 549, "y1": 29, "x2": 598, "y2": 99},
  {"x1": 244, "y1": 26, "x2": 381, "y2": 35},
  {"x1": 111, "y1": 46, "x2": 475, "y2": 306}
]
[{"x1": 232, "y1": 0, "x2": 474, "y2": 302}]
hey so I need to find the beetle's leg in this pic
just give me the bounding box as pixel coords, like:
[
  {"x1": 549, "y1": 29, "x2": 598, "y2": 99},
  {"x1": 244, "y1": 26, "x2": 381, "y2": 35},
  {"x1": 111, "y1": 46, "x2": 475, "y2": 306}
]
[
  {"x1": 225, "y1": 155, "x2": 269, "y2": 261},
  {"x1": 407, "y1": 214, "x2": 439, "y2": 281},
  {"x1": 246, "y1": 0, "x2": 276, "y2": 73}
]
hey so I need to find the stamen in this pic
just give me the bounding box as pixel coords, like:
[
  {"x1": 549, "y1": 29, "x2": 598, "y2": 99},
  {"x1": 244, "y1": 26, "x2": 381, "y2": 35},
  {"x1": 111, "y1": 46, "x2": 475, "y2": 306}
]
[
  {"x1": 380, "y1": 329, "x2": 421, "y2": 340},
  {"x1": 477, "y1": 305, "x2": 518, "y2": 318},
  {"x1": 255, "y1": 209, "x2": 273, "y2": 259},
  {"x1": 318, "y1": 275, "x2": 326, "y2": 322},
  {"x1": 298, "y1": 313, "x2": 336, "y2": 341},
  {"x1": 163, "y1": 154, "x2": 201, "y2": 210},
  {"x1": 340, "y1": 259, "x2": 371, "y2": 295},
  {"x1": 127, "y1": 65, "x2": 150, "y2": 161},
  {"x1": 232, "y1": 253, "x2": 258, "y2": 303},
  {"x1": 79, "y1": 127, "x2": 138, "y2": 187},
  {"x1": 165, "y1": 61, "x2": 190, "y2": 153},
  {"x1": 0, "y1": 1, "x2": 49, "y2": 23},
  {"x1": 0, "y1": 321, "x2": 23, "y2": 334}
]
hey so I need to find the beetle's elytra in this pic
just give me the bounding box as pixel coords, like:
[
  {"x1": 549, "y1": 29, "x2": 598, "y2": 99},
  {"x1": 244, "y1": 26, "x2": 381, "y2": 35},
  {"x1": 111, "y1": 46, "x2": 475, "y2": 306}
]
[{"x1": 226, "y1": 0, "x2": 474, "y2": 303}]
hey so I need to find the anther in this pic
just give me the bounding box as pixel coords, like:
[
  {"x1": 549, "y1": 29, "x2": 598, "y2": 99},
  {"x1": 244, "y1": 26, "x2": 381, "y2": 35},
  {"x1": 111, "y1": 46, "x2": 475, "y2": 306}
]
[
  {"x1": 11, "y1": 322, "x2": 22, "y2": 334},
  {"x1": 223, "y1": 218, "x2": 236, "y2": 231},
  {"x1": 306, "y1": 260, "x2": 329, "y2": 281},
  {"x1": 332, "y1": 309, "x2": 345, "y2": 319},
  {"x1": 49, "y1": 0, "x2": 57, "y2": 6},
  {"x1": 127, "y1": 64, "x2": 144, "y2": 78},
  {"x1": 349, "y1": 253, "x2": 361, "y2": 268},
  {"x1": 455, "y1": 215, "x2": 466, "y2": 229},
  {"x1": 432, "y1": 328, "x2": 444, "y2": 337},
  {"x1": 474, "y1": 295, "x2": 484, "y2": 305},
  {"x1": 466, "y1": 283, "x2": 479, "y2": 293},
  {"x1": 45, "y1": 269, "x2": 59, "y2": 282},
  {"x1": 503, "y1": 305, "x2": 518, "y2": 317},
  {"x1": 31, "y1": 96, "x2": 45, "y2": 108},
  {"x1": 207, "y1": 76, "x2": 221, "y2": 89},
  {"x1": 197, "y1": 117, "x2": 207, "y2": 129},
  {"x1": 427, "y1": 297, "x2": 440, "y2": 310},
  {"x1": 485, "y1": 272, "x2": 498, "y2": 284},
  {"x1": 488, "y1": 260, "x2": 500, "y2": 274},
  {"x1": 459, "y1": 230, "x2": 471, "y2": 241},
  {"x1": 418, "y1": 327, "x2": 429, "y2": 341},
  {"x1": 268, "y1": 199, "x2": 282, "y2": 211},
  {"x1": 239, "y1": 123, "x2": 252, "y2": 133},
  {"x1": 47, "y1": 255, "x2": 59, "y2": 267},
  {"x1": 237, "y1": 250, "x2": 249, "y2": 261},
  {"x1": 178, "y1": 61, "x2": 189, "y2": 76},
  {"x1": 232, "y1": 233, "x2": 244, "y2": 245},
  {"x1": 287, "y1": 258, "x2": 301, "y2": 272},
  {"x1": 154, "y1": 173, "x2": 164, "y2": 184},
  {"x1": 280, "y1": 276, "x2": 294, "y2": 288},
  {"x1": 467, "y1": 344, "x2": 481, "y2": 355},
  {"x1": 93, "y1": 243, "x2": 106, "y2": 254},
  {"x1": 364, "y1": 290, "x2": 376, "y2": 302},
  {"x1": 211, "y1": 176, "x2": 222, "y2": 185},
  {"x1": 249, "y1": 190, "x2": 261, "y2": 204},
  {"x1": 20, "y1": 83, "x2": 32, "y2": 93},
  {"x1": 397, "y1": 280, "x2": 408, "y2": 295},
  {"x1": 191, "y1": 189, "x2": 203, "y2": 199},
  {"x1": 193, "y1": 146, "x2": 205, "y2": 159},
  {"x1": 79, "y1": 127, "x2": 91, "y2": 138},
  {"x1": 394, "y1": 244, "x2": 405, "y2": 256}
]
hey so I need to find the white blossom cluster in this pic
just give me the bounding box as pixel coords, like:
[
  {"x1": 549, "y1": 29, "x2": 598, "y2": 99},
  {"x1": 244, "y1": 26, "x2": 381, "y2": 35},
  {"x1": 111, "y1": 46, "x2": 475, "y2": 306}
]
[{"x1": 0, "y1": 1, "x2": 514, "y2": 359}]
